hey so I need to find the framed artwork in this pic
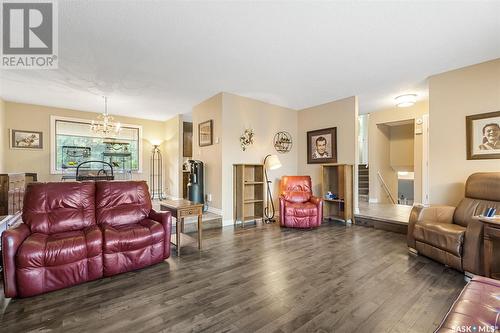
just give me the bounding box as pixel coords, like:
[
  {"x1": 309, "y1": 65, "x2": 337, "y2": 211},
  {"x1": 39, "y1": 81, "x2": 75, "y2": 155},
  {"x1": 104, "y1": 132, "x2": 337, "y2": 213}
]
[
  {"x1": 307, "y1": 127, "x2": 337, "y2": 164},
  {"x1": 466, "y1": 111, "x2": 500, "y2": 160},
  {"x1": 10, "y1": 129, "x2": 43, "y2": 149},
  {"x1": 198, "y1": 120, "x2": 213, "y2": 147}
]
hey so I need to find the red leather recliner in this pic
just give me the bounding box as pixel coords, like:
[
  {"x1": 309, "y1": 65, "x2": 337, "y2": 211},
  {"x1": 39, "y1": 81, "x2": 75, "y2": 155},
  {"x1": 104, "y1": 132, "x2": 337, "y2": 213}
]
[
  {"x1": 2, "y1": 181, "x2": 171, "y2": 298},
  {"x1": 96, "y1": 181, "x2": 171, "y2": 277},
  {"x1": 279, "y1": 176, "x2": 323, "y2": 228}
]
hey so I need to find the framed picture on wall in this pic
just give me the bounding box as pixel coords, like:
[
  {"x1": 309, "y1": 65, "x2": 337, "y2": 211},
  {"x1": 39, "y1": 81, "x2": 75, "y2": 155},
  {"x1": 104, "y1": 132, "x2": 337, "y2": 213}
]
[
  {"x1": 307, "y1": 127, "x2": 337, "y2": 164},
  {"x1": 466, "y1": 111, "x2": 500, "y2": 160},
  {"x1": 10, "y1": 129, "x2": 43, "y2": 150},
  {"x1": 199, "y1": 120, "x2": 213, "y2": 147}
]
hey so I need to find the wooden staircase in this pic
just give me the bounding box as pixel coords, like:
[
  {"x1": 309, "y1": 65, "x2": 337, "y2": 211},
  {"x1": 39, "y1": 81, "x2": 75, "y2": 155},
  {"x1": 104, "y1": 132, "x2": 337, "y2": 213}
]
[{"x1": 358, "y1": 164, "x2": 369, "y2": 202}]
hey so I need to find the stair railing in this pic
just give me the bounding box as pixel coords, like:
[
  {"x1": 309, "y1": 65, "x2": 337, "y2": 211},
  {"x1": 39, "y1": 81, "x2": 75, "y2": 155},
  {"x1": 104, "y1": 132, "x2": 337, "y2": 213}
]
[{"x1": 377, "y1": 171, "x2": 396, "y2": 205}]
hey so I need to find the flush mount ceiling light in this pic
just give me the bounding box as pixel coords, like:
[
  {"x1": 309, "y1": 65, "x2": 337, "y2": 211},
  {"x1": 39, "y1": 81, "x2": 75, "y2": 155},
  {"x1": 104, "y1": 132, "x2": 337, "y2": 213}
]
[{"x1": 395, "y1": 94, "x2": 417, "y2": 107}]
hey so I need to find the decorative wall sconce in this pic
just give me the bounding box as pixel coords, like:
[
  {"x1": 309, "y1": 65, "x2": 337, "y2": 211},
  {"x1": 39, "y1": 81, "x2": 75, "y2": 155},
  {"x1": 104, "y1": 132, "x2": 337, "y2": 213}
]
[
  {"x1": 273, "y1": 131, "x2": 293, "y2": 153},
  {"x1": 240, "y1": 129, "x2": 254, "y2": 151}
]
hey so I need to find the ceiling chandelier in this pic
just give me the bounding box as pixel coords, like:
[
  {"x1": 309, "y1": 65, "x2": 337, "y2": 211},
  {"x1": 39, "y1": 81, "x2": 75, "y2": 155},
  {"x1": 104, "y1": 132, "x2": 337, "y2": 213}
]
[{"x1": 90, "y1": 97, "x2": 121, "y2": 137}]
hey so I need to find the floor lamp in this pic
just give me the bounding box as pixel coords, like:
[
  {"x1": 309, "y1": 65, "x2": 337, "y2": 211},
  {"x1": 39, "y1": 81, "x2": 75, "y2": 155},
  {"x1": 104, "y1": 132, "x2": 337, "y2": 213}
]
[
  {"x1": 263, "y1": 154, "x2": 282, "y2": 223},
  {"x1": 150, "y1": 141, "x2": 165, "y2": 200}
]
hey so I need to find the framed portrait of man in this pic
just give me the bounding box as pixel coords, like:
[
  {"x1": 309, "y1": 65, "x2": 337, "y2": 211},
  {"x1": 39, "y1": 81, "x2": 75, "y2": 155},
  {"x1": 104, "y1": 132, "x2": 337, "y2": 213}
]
[
  {"x1": 307, "y1": 127, "x2": 337, "y2": 164},
  {"x1": 466, "y1": 111, "x2": 500, "y2": 160}
]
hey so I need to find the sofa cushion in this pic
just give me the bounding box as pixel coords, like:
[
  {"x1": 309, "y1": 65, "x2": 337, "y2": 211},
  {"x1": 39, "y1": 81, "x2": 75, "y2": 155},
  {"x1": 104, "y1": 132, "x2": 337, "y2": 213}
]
[
  {"x1": 285, "y1": 201, "x2": 318, "y2": 217},
  {"x1": 101, "y1": 219, "x2": 165, "y2": 276},
  {"x1": 95, "y1": 181, "x2": 152, "y2": 227},
  {"x1": 435, "y1": 276, "x2": 500, "y2": 332},
  {"x1": 454, "y1": 197, "x2": 500, "y2": 227},
  {"x1": 22, "y1": 182, "x2": 96, "y2": 234},
  {"x1": 15, "y1": 225, "x2": 103, "y2": 297},
  {"x1": 102, "y1": 219, "x2": 164, "y2": 253},
  {"x1": 280, "y1": 176, "x2": 312, "y2": 203},
  {"x1": 414, "y1": 222, "x2": 465, "y2": 256}
]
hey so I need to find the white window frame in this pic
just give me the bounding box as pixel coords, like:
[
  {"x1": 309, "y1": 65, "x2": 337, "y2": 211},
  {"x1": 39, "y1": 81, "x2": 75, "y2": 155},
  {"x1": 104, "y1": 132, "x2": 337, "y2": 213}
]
[{"x1": 50, "y1": 115, "x2": 143, "y2": 174}]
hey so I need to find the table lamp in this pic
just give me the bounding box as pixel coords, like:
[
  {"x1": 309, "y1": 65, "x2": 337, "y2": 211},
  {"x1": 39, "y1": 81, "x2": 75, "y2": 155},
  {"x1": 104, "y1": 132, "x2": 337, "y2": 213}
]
[{"x1": 263, "y1": 154, "x2": 282, "y2": 223}]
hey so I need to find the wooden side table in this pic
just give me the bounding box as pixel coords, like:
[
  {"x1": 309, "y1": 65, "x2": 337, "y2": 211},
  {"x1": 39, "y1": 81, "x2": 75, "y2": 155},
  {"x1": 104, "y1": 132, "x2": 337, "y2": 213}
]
[
  {"x1": 159, "y1": 199, "x2": 203, "y2": 256},
  {"x1": 480, "y1": 217, "x2": 500, "y2": 279}
]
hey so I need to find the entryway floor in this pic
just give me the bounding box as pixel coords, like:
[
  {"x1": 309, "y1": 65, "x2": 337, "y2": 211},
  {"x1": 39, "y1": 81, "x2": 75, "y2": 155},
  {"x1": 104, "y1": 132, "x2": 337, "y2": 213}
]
[{"x1": 357, "y1": 201, "x2": 413, "y2": 224}]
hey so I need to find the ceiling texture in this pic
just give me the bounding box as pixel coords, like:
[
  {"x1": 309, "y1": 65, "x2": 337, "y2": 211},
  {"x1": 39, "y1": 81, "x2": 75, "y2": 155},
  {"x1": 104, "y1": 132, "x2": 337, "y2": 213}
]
[{"x1": 1, "y1": 1, "x2": 499, "y2": 121}]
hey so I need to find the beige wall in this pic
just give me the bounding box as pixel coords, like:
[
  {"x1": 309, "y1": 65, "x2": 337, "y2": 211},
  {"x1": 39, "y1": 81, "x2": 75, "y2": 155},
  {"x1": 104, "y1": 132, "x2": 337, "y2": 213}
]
[
  {"x1": 163, "y1": 115, "x2": 182, "y2": 198},
  {"x1": 390, "y1": 123, "x2": 414, "y2": 171},
  {"x1": 221, "y1": 93, "x2": 298, "y2": 222},
  {"x1": 3, "y1": 102, "x2": 169, "y2": 190},
  {"x1": 0, "y1": 98, "x2": 5, "y2": 173},
  {"x1": 429, "y1": 58, "x2": 500, "y2": 205},
  {"x1": 368, "y1": 101, "x2": 428, "y2": 203},
  {"x1": 297, "y1": 96, "x2": 358, "y2": 196},
  {"x1": 192, "y1": 93, "x2": 223, "y2": 211}
]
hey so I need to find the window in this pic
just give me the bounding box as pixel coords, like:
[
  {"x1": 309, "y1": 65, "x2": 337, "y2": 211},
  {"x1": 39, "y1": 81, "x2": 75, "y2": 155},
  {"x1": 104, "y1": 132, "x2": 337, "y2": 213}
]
[{"x1": 50, "y1": 116, "x2": 142, "y2": 174}]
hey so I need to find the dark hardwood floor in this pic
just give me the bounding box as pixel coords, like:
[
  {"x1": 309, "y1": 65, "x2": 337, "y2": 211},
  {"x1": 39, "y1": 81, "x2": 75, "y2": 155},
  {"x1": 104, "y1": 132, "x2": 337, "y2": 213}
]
[{"x1": 0, "y1": 222, "x2": 466, "y2": 333}]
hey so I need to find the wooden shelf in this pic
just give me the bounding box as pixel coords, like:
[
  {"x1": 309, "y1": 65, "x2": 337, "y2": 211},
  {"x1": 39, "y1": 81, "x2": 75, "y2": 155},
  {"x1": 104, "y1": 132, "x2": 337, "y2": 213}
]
[
  {"x1": 233, "y1": 164, "x2": 265, "y2": 227},
  {"x1": 324, "y1": 198, "x2": 345, "y2": 203},
  {"x1": 321, "y1": 164, "x2": 354, "y2": 223},
  {"x1": 244, "y1": 199, "x2": 263, "y2": 204},
  {"x1": 242, "y1": 215, "x2": 263, "y2": 222}
]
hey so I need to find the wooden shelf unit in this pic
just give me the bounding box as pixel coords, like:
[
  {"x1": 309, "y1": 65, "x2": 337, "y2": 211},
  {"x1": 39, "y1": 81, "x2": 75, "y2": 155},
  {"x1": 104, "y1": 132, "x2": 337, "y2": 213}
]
[
  {"x1": 233, "y1": 164, "x2": 265, "y2": 226},
  {"x1": 321, "y1": 164, "x2": 354, "y2": 223}
]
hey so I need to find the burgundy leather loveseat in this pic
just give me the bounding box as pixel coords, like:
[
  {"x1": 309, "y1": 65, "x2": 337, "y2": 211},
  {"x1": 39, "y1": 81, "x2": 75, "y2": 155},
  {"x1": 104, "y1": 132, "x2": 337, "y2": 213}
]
[
  {"x1": 2, "y1": 181, "x2": 171, "y2": 298},
  {"x1": 435, "y1": 275, "x2": 500, "y2": 332},
  {"x1": 279, "y1": 176, "x2": 323, "y2": 228}
]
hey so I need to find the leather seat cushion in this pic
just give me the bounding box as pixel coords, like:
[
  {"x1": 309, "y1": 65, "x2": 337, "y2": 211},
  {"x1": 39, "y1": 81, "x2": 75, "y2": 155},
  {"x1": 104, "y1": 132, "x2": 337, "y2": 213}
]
[
  {"x1": 436, "y1": 276, "x2": 500, "y2": 332},
  {"x1": 17, "y1": 226, "x2": 102, "y2": 268},
  {"x1": 102, "y1": 219, "x2": 165, "y2": 276},
  {"x1": 103, "y1": 219, "x2": 164, "y2": 253},
  {"x1": 414, "y1": 222, "x2": 465, "y2": 256},
  {"x1": 284, "y1": 202, "x2": 318, "y2": 217},
  {"x1": 15, "y1": 225, "x2": 103, "y2": 297}
]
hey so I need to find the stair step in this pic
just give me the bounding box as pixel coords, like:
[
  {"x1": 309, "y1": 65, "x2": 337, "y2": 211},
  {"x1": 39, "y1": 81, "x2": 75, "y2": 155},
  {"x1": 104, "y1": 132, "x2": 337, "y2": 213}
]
[{"x1": 358, "y1": 195, "x2": 369, "y2": 202}]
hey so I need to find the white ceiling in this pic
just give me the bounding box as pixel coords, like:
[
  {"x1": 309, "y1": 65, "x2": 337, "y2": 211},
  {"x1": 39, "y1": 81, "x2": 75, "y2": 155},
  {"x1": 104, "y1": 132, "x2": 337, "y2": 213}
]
[{"x1": 1, "y1": 1, "x2": 499, "y2": 121}]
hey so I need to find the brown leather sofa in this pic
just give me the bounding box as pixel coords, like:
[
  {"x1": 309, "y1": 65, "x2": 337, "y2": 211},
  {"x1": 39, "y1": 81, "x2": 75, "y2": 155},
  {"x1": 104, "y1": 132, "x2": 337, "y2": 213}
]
[
  {"x1": 408, "y1": 172, "x2": 500, "y2": 275},
  {"x1": 435, "y1": 275, "x2": 500, "y2": 332},
  {"x1": 2, "y1": 181, "x2": 171, "y2": 298}
]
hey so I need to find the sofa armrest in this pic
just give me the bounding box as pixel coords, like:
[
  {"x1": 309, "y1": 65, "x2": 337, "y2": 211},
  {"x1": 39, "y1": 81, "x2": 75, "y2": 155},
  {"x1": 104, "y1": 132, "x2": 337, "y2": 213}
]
[
  {"x1": 279, "y1": 196, "x2": 286, "y2": 227},
  {"x1": 462, "y1": 218, "x2": 484, "y2": 275},
  {"x1": 309, "y1": 196, "x2": 322, "y2": 206},
  {"x1": 310, "y1": 196, "x2": 323, "y2": 225},
  {"x1": 407, "y1": 205, "x2": 456, "y2": 249},
  {"x1": 2, "y1": 223, "x2": 31, "y2": 298},
  {"x1": 149, "y1": 209, "x2": 172, "y2": 259}
]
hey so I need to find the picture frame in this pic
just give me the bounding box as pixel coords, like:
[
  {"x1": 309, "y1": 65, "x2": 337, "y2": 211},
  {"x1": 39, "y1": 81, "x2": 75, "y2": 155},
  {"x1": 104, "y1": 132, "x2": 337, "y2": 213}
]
[
  {"x1": 198, "y1": 120, "x2": 213, "y2": 147},
  {"x1": 307, "y1": 127, "x2": 337, "y2": 164},
  {"x1": 10, "y1": 129, "x2": 44, "y2": 150},
  {"x1": 466, "y1": 111, "x2": 500, "y2": 160}
]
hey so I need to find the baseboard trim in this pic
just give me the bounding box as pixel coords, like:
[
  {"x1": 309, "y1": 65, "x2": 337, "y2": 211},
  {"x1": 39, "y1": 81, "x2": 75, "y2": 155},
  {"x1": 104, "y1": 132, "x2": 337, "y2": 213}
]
[
  {"x1": 207, "y1": 206, "x2": 223, "y2": 215},
  {"x1": 368, "y1": 198, "x2": 379, "y2": 203},
  {"x1": 222, "y1": 219, "x2": 234, "y2": 227}
]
